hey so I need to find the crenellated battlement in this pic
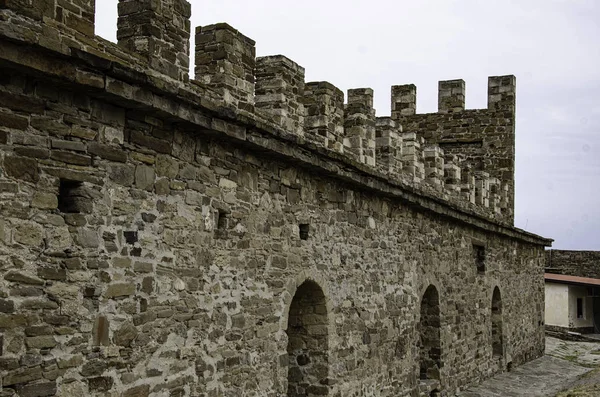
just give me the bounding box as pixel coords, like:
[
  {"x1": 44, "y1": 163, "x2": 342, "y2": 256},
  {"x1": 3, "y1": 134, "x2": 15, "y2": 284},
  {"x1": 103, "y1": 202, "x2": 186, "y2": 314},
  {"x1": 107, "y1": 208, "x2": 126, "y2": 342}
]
[
  {"x1": 391, "y1": 77, "x2": 517, "y2": 222},
  {"x1": 0, "y1": 0, "x2": 516, "y2": 224},
  {"x1": 438, "y1": 79, "x2": 465, "y2": 113},
  {"x1": 304, "y1": 81, "x2": 345, "y2": 153},
  {"x1": 118, "y1": 0, "x2": 191, "y2": 81},
  {"x1": 255, "y1": 55, "x2": 305, "y2": 136},
  {"x1": 195, "y1": 23, "x2": 256, "y2": 112},
  {"x1": 344, "y1": 88, "x2": 376, "y2": 166}
]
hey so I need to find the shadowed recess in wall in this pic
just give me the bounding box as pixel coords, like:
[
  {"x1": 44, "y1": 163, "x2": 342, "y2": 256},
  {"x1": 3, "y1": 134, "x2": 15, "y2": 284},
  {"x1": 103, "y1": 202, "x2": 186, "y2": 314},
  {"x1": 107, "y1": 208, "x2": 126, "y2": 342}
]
[
  {"x1": 492, "y1": 287, "x2": 503, "y2": 357},
  {"x1": 286, "y1": 280, "x2": 329, "y2": 396},
  {"x1": 419, "y1": 285, "x2": 441, "y2": 382}
]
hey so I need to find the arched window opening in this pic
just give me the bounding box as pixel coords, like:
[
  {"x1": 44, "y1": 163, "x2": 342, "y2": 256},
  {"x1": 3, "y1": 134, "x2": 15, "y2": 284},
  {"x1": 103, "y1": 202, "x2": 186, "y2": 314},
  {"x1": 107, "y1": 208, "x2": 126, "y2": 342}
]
[
  {"x1": 419, "y1": 285, "x2": 441, "y2": 381},
  {"x1": 286, "y1": 280, "x2": 329, "y2": 397},
  {"x1": 492, "y1": 287, "x2": 503, "y2": 357}
]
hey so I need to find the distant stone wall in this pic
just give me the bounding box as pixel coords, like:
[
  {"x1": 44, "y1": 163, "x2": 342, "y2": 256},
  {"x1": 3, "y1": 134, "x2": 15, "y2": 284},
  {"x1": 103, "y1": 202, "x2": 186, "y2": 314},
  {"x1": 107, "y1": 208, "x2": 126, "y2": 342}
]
[
  {"x1": 0, "y1": 2, "x2": 550, "y2": 397},
  {"x1": 546, "y1": 250, "x2": 600, "y2": 279}
]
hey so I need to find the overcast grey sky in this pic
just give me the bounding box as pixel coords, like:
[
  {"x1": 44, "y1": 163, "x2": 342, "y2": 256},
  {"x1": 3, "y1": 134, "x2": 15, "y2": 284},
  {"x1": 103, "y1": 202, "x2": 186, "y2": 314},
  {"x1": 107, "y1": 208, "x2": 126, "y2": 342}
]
[{"x1": 96, "y1": 1, "x2": 600, "y2": 250}]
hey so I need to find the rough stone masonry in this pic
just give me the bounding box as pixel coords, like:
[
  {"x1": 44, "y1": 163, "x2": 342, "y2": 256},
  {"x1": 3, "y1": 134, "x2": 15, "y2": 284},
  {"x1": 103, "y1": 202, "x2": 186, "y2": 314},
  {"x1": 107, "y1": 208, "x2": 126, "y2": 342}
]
[{"x1": 0, "y1": 1, "x2": 552, "y2": 396}]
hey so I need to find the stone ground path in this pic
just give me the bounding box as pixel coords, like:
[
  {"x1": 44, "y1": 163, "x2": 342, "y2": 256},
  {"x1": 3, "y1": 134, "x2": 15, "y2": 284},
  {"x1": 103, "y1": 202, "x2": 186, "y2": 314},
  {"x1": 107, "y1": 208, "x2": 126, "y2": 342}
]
[{"x1": 458, "y1": 337, "x2": 600, "y2": 396}]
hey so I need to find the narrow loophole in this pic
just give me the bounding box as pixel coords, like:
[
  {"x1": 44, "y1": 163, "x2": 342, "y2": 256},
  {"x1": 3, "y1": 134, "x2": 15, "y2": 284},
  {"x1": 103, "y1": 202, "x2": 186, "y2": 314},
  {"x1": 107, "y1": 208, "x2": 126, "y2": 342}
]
[{"x1": 299, "y1": 224, "x2": 309, "y2": 240}]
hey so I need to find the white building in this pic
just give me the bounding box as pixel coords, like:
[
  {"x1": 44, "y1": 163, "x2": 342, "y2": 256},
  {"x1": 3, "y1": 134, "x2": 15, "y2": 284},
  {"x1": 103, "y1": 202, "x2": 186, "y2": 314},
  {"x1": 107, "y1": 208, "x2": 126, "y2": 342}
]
[{"x1": 545, "y1": 273, "x2": 600, "y2": 333}]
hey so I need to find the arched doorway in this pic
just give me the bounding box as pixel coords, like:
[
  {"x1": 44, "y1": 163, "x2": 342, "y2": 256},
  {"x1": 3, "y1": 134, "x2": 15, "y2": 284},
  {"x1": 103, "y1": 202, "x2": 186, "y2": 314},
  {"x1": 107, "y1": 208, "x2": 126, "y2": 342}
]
[
  {"x1": 492, "y1": 287, "x2": 503, "y2": 357},
  {"x1": 419, "y1": 285, "x2": 441, "y2": 381},
  {"x1": 286, "y1": 280, "x2": 329, "y2": 396}
]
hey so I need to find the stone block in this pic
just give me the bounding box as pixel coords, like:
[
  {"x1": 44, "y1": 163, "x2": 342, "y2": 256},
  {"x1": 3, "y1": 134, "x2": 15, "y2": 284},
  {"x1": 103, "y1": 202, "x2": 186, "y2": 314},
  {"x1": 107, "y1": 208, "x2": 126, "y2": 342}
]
[
  {"x1": 57, "y1": 355, "x2": 83, "y2": 369},
  {"x1": 0, "y1": 298, "x2": 15, "y2": 313},
  {"x1": 105, "y1": 283, "x2": 136, "y2": 298},
  {"x1": 100, "y1": 125, "x2": 124, "y2": 144},
  {"x1": 77, "y1": 228, "x2": 99, "y2": 248},
  {"x1": 114, "y1": 322, "x2": 138, "y2": 347},
  {"x1": 133, "y1": 261, "x2": 152, "y2": 273},
  {"x1": 20, "y1": 352, "x2": 42, "y2": 367},
  {"x1": 80, "y1": 359, "x2": 107, "y2": 377},
  {"x1": 88, "y1": 376, "x2": 114, "y2": 392},
  {"x1": 156, "y1": 154, "x2": 179, "y2": 178},
  {"x1": 21, "y1": 299, "x2": 58, "y2": 310},
  {"x1": 24, "y1": 325, "x2": 52, "y2": 337},
  {"x1": 109, "y1": 163, "x2": 135, "y2": 186},
  {"x1": 123, "y1": 384, "x2": 150, "y2": 397},
  {"x1": 16, "y1": 380, "x2": 57, "y2": 397},
  {"x1": 50, "y1": 150, "x2": 92, "y2": 166},
  {"x1": 14, "y1": 146, "x2": 50, "y2": 159},
  {"x1": 14, "y1": 222, "x2": 44, "y2": 246},
  {"x1": 3, "y1": 366, "x2": 43, "y2": 386},
  {"x1": 91, "y1": 102, "x2": 125, "y2": 127},
  {"x1": 0, "y1": 91, "x2": 45, "y2": 114},
  {"x1": 37, "y1": 267, "x2": 67, "y2": 281},
  {"x1": 130, "y1": 130, "x2": 171, "y2": 154},
  {"x1": 51, "y1": 139, "x2": 86, "y2": 152},
  {"x1": 71, "y1": 125, "x2": 97, "y2": 140},
  {"x1": 4, "y1": 270, "x2": 44, "y2": 286},
  {"x1": 135, "y1": 165, "x2": 156, "y2": 191},
  {"x1": 88, "y1": 143, "x2": 128, "y2": 163},
  {"x1": 0, "y1": 313, "x2": 29, "y2": 329},
  {"x1": 25, "y1": 336, "x2": 57, "y2": 349},
  {"x1": 32, "y1": 192, "x2": 58, "y2": 210},
  {"x1": 4, "y1": 155, "x2": 39, "y2": 182},
  {"x1": 0, "y1": 111, "x2": 29, "y2": 130},
  {"x1": 0, "y1": 357, "x2": 19, "y2": 371},
  {"x1": 75, "y1": 68, "x2": 104, "y2": 89}
]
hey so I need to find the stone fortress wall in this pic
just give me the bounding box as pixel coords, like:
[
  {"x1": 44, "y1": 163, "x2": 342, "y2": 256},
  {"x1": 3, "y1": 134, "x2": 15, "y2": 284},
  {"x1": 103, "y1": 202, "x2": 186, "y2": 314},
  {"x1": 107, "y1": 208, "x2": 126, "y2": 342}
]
[
  {"x1": 546, "y1": 250, "x2": 600, "y2": 279},
  {"x1": 0, "y1": 1, "x2": 551, "y2": 396}
]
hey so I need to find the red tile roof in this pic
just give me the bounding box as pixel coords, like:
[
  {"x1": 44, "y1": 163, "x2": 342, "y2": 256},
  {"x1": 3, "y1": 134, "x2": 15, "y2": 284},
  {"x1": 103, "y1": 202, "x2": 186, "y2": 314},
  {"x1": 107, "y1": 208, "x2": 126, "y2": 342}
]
[{"x1": 545, "y1": 273, "x2": 600, "y2": 286}]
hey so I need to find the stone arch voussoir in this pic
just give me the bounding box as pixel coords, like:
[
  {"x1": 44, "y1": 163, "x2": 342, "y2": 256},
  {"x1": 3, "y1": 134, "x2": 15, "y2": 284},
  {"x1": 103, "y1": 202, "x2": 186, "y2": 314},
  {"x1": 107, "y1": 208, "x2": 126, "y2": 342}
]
[{"x1": 280, "y1": 271, "x2": 333, "y2": 333}]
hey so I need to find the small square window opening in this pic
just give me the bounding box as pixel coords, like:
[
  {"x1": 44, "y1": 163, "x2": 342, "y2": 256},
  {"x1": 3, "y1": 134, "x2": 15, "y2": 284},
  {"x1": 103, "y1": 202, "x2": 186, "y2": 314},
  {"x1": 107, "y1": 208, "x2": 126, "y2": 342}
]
[
  {"x1": 299, "y1": 224, "x2": 309, "y2": 240},
  {"x1": 58, "y1": 179, "x2": 84, "y2": 213}
]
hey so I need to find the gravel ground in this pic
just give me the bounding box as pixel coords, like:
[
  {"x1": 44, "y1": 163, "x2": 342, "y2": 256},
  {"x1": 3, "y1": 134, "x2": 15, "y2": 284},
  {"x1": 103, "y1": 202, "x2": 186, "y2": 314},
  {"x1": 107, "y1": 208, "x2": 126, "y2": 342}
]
[
  {"x1": 458, "y1": 337, "x2": 600, "y2": 397},
  {"x1": 555, "y1": 368, "x2": 600, "y2": 397}
]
